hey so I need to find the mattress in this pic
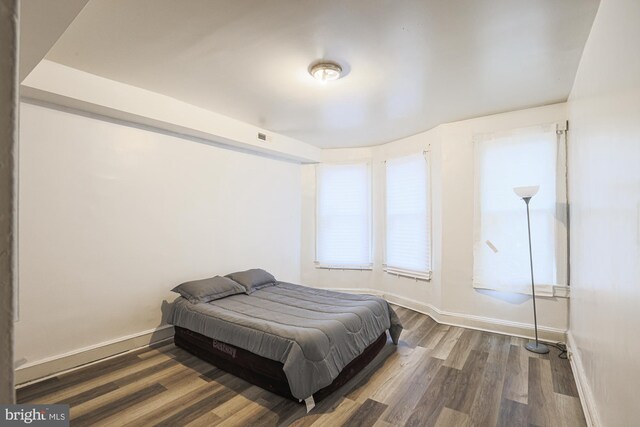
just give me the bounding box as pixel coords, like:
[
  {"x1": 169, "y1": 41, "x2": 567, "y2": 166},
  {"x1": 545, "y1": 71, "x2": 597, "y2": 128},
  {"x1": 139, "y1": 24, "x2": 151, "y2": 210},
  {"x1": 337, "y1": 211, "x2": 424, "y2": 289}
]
[{"x1": 168, "y1": 282, "x2": 402, "y2": 400}]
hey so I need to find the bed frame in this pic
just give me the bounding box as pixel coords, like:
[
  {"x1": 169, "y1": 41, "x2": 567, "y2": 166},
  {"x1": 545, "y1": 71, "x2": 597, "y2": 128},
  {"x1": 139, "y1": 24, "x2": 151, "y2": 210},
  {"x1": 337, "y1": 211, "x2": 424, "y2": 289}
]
[{"x1": 174, "y1": 326, "x2": 387, "y2": 403}]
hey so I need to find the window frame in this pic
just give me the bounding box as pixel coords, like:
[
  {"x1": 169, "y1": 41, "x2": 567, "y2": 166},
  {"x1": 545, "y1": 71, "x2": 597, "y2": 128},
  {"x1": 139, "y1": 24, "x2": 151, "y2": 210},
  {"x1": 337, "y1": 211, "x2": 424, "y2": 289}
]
[
  {"x1": 472, "y1": 122, "x2": 569, "y2": 297},
  {"x1": 383, "y1": 150, "x2": 433, "y2": 281},
  {"x1": 314, "y1": 161, "x2": 373, "y2": 270}
]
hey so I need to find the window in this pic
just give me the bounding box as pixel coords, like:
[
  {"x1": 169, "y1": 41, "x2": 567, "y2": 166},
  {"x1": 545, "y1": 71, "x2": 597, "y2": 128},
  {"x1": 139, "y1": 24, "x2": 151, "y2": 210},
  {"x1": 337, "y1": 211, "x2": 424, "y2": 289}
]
[
  {"x1": 385, "y1": 153, "x2": 431, "y2": 279},
  {"x1": 316, "y1": 163, "x2": 372, "y2": 268},
  {"x1": 473, "y1": 124, "x2": 568, "y2": 296}
]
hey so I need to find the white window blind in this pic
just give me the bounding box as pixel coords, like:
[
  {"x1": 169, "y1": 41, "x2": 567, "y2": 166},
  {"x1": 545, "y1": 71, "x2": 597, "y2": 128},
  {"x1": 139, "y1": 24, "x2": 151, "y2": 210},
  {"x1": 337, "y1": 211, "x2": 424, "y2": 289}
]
[
  {"x1": 473, "y1": 124, "x2": 568, "y2": 296},
  {"x1": 385, "y1": 153, "x2": 431, "y2": 278},
  {"x1": 316, "y1": 163, "x2": 372, "y2": 268}
]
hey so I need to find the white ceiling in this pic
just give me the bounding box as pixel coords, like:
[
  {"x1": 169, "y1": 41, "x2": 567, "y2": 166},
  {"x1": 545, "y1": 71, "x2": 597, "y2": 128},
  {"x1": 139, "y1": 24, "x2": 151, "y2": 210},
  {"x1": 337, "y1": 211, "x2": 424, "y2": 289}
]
[
  {"x1": 19, "y1": 0, "x2": 89, "y2": 81},
  {"x1": 45, "y1": 0, "x2": 599, "y2": 148}
]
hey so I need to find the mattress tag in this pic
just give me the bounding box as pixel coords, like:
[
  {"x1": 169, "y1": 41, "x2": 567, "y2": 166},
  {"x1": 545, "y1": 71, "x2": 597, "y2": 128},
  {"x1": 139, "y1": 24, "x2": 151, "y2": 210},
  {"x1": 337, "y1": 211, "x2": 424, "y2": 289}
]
[{"x1": 304, "y1": 396, "x2": 315, "y2": 413}]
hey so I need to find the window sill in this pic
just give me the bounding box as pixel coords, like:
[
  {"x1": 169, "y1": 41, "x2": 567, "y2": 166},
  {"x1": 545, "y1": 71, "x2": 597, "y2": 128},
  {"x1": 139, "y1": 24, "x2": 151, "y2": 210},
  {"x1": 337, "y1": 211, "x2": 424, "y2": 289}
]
[
  {"x1": 314, "y1": 264, "x2": 373, "y2": 271},
  {"x1": 384, "y1": 267, "x2": 432, "y2": 281},
  {"x1": 472, "y1": 283, "x2": 570, "y2": 298},
  {"x1": 553, "y1": 285, "x2": 570, "y2": 298}
]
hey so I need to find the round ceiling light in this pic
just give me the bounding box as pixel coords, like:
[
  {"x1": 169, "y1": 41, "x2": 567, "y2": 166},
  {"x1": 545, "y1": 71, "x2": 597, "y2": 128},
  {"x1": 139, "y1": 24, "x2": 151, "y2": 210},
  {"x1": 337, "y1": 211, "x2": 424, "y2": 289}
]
[{"x1": 309, "y1": 61, "x2": 343, "y2": 82}]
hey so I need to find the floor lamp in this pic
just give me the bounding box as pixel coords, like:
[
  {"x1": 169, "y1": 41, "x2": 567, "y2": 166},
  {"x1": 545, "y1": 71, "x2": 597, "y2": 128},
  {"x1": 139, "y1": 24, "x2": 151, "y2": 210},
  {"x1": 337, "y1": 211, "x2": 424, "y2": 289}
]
[{"x1": 513, "y1": 186, "x2": 549, "y2": 354}]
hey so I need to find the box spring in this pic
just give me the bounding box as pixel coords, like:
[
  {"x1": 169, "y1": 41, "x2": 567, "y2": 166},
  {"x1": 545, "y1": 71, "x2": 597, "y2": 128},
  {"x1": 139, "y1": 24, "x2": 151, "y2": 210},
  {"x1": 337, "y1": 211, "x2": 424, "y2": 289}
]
[{"x1": 173, "y1": 326, "x2": 387, "y2": 403}]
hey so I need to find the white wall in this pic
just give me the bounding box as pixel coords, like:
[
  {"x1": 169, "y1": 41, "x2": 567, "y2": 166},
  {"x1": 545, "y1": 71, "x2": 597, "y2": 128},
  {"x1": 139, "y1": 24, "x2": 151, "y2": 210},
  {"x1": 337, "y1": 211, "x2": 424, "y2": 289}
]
[
  {"x1": 15, "y1": 102, "x2": 302, "y2": 381},
  {"x1": 301, "y1": 103, "x2": 569, "y2": 339},
  {"x1": 301, "y1": 128, "x2": 445, "y2": 311},
  {"x1": 301, "y1": 147, "x2": 380, "y2": 291},
  {"x1": 438, "y1": 104, "x2": 569, "y2": 332},
  {"x1": 567, "y1": 0, "x2": 640, "y2": 425}
]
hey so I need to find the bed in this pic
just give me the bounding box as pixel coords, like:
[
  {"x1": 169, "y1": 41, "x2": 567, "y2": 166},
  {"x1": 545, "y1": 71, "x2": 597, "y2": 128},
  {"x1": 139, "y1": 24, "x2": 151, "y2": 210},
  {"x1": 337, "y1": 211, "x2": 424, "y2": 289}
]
[{"x1": 168, "y1": 270, "x2": 403, "y2": 406}]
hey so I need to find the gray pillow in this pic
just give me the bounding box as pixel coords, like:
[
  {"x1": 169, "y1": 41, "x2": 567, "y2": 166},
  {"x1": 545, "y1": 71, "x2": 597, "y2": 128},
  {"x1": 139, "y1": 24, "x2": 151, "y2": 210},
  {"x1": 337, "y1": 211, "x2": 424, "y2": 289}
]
[
  {"x1": 171, "y1": 276, "x2": 245, "y2": 304},
  {"x1": 226, "y1": 268, "x2": 276, "y2": 294}
]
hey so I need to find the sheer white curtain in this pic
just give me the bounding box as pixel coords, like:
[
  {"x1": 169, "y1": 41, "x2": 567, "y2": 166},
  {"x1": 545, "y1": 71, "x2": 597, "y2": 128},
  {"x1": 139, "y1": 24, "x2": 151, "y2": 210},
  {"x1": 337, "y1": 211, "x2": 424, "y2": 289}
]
[
  {"x1": 385, "y1": 153, "x2": 431, "y2": 278},
  {"x1": 473, "y1": 124, "x2": 567, "y2": 295},
  {"x1": 316, "y1": 163, "x2": 372, "y2": 268}
]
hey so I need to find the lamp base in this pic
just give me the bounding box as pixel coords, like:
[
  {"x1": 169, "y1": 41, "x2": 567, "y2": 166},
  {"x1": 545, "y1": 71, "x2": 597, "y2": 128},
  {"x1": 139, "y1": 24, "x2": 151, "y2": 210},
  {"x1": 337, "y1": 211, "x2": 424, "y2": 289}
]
[{"x1": 525, "y1": 341, "x2": 550, "y2": 354}]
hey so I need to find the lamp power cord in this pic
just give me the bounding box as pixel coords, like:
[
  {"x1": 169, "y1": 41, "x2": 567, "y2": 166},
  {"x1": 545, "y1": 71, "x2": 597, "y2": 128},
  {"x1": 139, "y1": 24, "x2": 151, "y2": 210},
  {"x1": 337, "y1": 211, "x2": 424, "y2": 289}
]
[{"x1": 544, "y1": 341, "x2": 568, "y2": 359}]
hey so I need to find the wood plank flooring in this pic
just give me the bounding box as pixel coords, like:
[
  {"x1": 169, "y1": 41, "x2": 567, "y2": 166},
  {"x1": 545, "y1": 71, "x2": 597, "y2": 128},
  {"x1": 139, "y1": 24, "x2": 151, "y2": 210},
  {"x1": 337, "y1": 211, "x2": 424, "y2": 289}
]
[{"x1": 17, "y1": 306, "x2": 586, "y2": 426}]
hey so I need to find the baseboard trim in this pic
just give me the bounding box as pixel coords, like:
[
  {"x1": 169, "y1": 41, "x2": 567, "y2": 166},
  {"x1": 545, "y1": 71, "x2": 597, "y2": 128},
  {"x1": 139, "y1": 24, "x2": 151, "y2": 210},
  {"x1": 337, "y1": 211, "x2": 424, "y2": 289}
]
[
  {"x1": 567, "y1": 331, "x2": 601, "y2": 427},
  {"x1": 14, "y1": 289, "x2": 567, "y2": 386},
  {"x1": 15, "y1": 325, "x2": 175, "y2": 385},
  {"x1": 328, "y1": 287, "x2": 567, "y2": 342}
]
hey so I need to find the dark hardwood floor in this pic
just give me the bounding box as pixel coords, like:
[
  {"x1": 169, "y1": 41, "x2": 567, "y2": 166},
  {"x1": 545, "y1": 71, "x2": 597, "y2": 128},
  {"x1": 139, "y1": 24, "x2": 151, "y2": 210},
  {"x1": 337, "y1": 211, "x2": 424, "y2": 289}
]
[{"x1": 17, "y1": 306, "x2": 586, "y2": 426}]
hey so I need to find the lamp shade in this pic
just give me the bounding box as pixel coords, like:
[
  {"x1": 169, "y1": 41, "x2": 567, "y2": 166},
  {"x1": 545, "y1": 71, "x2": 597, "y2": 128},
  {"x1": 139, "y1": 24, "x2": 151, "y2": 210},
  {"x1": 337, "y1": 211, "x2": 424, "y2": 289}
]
[{"x1": 513, "y1": 185, "x2": 539, "y2": 199}]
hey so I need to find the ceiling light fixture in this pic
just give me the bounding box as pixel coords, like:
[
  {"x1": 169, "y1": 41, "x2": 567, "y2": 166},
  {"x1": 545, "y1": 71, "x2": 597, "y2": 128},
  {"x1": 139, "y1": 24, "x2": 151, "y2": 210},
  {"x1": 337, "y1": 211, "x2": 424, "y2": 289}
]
[{"x1": 309, "y1": 61, "x2": 343, "y2": 82}]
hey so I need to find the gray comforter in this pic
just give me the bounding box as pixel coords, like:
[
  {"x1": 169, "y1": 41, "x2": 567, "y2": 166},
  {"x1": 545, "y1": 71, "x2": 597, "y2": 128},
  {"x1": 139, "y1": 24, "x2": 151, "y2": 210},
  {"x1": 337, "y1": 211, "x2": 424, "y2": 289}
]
[{"x1": 169, "y1": 282, "x2": 402, "y2": 400}]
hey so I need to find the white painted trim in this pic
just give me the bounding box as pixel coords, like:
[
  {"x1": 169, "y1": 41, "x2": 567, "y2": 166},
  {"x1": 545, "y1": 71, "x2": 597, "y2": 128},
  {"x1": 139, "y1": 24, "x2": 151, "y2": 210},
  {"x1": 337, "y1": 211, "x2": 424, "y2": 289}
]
[
  {"x1": 14, "y1": 291, "x2": 569, "y2": 386},
  {"x1": 566, "y1": 331, "x2": 601, "y2": 427},
  {"x1": 327, "y1": 287, "x2": 567, "y2": 342},
  {"x1": 15, "y1": 325, "x2": 174, "y2": 385},
  {"x1": 554, "y1": 285, "x2": 571, "y2": 298},
  {"x1": 383, "y1": 267, "x2": 432, "y2": 281},
  {"x1": 314, "y1": 265, "x2": 373, "y2": 271}
]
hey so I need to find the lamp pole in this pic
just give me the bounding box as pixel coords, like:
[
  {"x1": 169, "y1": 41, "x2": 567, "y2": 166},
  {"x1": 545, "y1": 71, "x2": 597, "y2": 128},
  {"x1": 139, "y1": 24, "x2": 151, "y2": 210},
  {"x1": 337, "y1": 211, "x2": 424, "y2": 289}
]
[{"x1": 523, "y1": 196, "x2": 549, "y2": 354}]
